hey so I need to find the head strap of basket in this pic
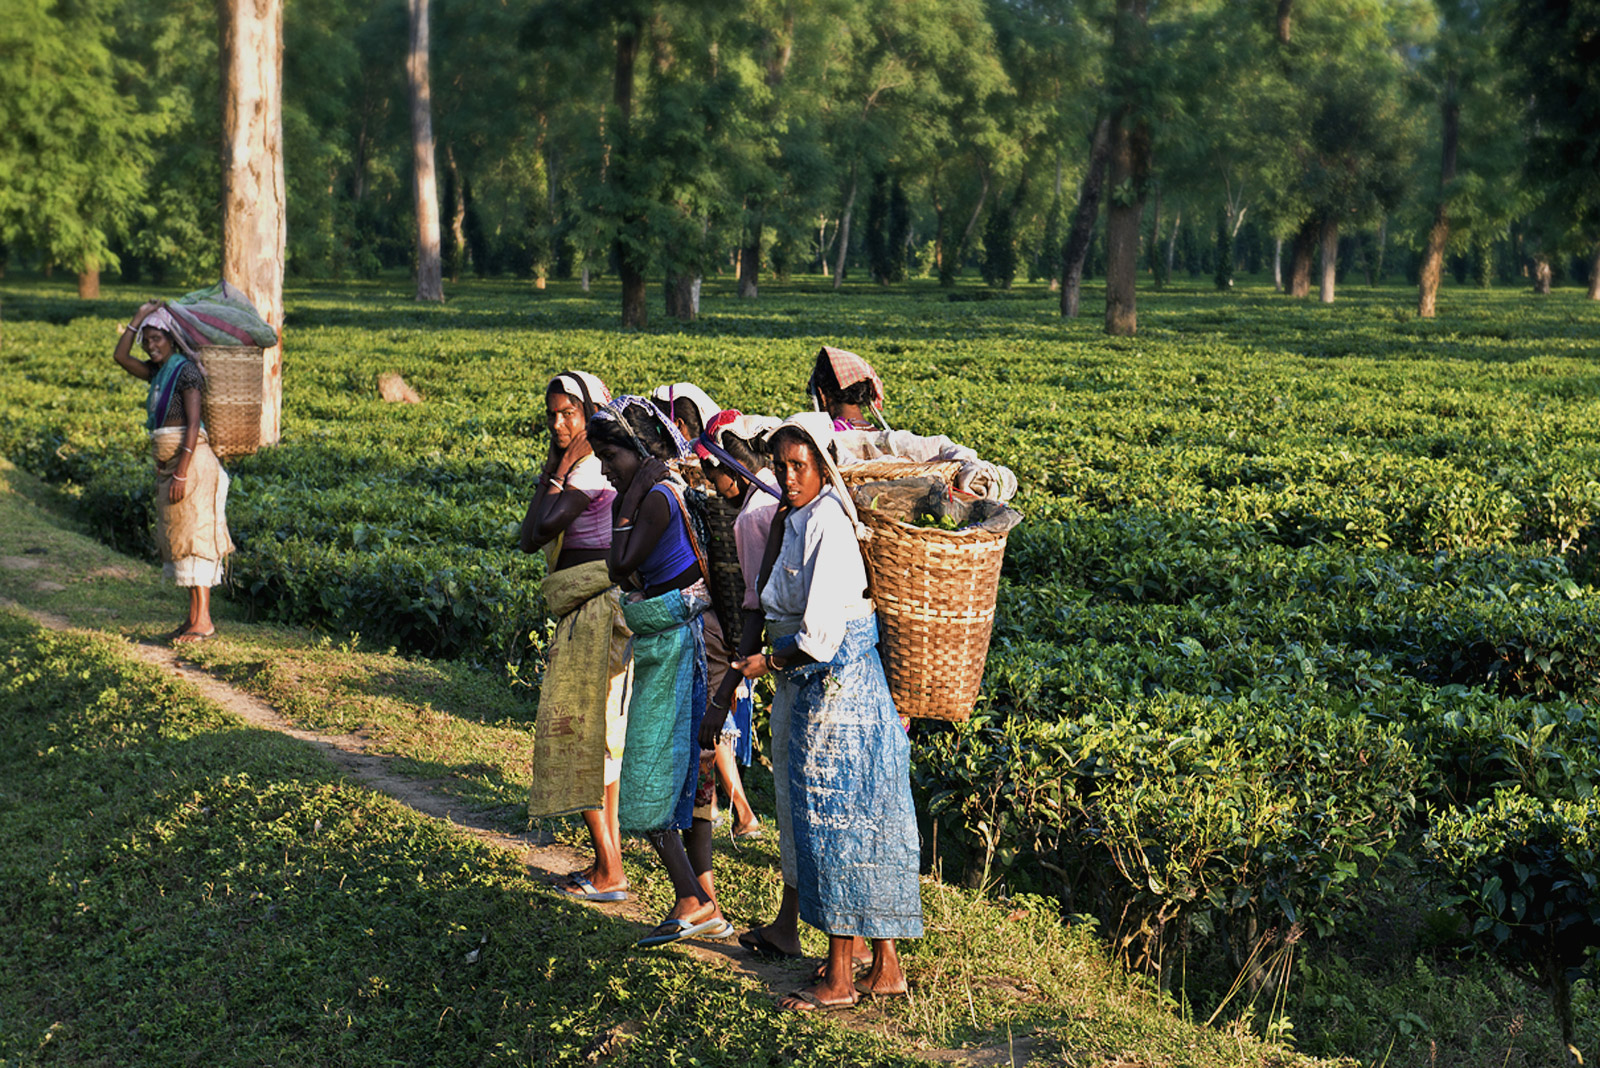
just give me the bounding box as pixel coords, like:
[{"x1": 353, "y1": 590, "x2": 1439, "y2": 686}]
[
  {"x1": 697, "y1": 410, "x2": 784, "y2": 500},
  {"x1": 774, "y1": 412, "x2": 871, "y2": 543}
]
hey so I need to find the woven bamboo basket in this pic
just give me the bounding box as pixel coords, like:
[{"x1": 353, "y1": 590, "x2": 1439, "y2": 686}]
[
  {"x1": 193, "y1": 345, "x2": 264, "y2": 460},
  {"x1": 844, "y1": 459, "x2": 1009, "y2": 722},
  {"x1": 667, "y1": 459, "x2": 746, "y2": 644}
]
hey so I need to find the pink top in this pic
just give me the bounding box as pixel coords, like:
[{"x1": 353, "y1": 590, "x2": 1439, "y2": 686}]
[
  {"x1": 561, "y1": 453, "x2": 616, "y2": 550},
  {"x1": 733, "y1": 469, "x2": 780, "y2": 610}
]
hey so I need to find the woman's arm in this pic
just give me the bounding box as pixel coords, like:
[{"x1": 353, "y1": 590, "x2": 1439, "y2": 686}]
[
  {"x1": 168, "y1": 388, "x2": 202, "y2": 503},
  {"x1": 518, "y1": 481, "x2": 592, "y2": 553},
  {"x1": 112, "y1": 301, "x2": 161, "y2": 380},
  {"x1": 608, "y1": 486, "x2": 671, "y2": 586}
]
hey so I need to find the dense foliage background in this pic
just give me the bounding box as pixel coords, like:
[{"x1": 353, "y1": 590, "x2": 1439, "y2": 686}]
[{"x1": 2, "y1": 0, "x2": 1597, "y2": 316}]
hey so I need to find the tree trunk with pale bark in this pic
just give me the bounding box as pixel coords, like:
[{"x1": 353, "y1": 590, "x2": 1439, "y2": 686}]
[
  {"x1": 1533, "y1": 257, "x2": 1552, "y2": 294},
  {"x1": 1319, "y1": 216, "x2": 1339, "y2": 303},
  {"x1": 1588, "y1": 239, "x2": 1600, "y2": 300},
  {"x1": 1418, "y1": 80, "x2": 1459, "y2": 319},
  {"x1": 664, "y1": 273, "x2": 700, "y2": 321},
  {"x1": 1061, "y1": 114, "x2": 1112, "y2": 319},
  {"x1": 833, "y1": 161, "x2": 858, "y2": 290},
  {"x1": 407, "y1": 0, "x2": 442, "y2": 301},
  {"x1": 220, "y1": 0, "x2": 285, "y2": 447}
]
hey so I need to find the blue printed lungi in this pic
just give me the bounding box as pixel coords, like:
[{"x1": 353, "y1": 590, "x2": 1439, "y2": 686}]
[{"x1": 778, "y1": 613, "x2": 923, "y2": 940}]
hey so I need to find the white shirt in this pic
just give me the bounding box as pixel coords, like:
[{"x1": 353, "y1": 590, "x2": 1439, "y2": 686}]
[
  {"x1": 759, "y1": 487, "x2": 874, "y2": 664},
  {"x1": 733, "y1": 469, "x2": 780, "y2": 611}
]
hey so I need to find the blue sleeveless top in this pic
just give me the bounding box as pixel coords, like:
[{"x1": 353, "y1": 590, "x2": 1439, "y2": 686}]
[{"x1": 638, "y1": 484, "x2": 699, "y2": 588}]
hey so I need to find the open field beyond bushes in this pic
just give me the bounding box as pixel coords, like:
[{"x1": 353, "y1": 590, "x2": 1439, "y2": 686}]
[{"x1": 2, "y1": 272, "x2": 1598, "y2": 1066}]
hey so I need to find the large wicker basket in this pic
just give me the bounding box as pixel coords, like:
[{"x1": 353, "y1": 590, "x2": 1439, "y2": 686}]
[
  {"x1": 193, "y1": 345, "x2": 264, "y2": 461},
  {"x1": 842, "y1": 459, "x2": 1009, "y2": 722}
]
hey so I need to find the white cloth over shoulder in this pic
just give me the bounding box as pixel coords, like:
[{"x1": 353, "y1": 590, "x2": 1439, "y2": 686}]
[
  {"x1": 760, "y1": 487, "x2": 873, "y2": 664},
  {"x1": 835, "y1": 428, "x2": 1018, "y2": 501}
]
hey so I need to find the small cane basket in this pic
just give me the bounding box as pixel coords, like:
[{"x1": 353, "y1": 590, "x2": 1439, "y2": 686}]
[
  {"x1": 841, "y1": 460, "x2": 1010, "y2": 723},
  {"x1": 667, "y1": 459, "x2": 745, "y2": 646},
  {"x1": 192, "y1": 345, "x2": 264, "y2": 461}
]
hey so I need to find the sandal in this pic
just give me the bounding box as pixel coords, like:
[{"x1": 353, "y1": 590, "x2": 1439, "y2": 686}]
[
  {"x1": 738, "y1": 927, "x2": 802, "y2": 959},
  {"x1": 776, "y1": 988, "x2": 858, "y2": 1013},
  {"x1": 172, "y1": 628, "x2": 216, "y2": 644}
]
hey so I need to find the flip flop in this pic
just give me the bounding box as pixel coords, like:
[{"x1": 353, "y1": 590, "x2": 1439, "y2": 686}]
[
  {"x1": 776, "y1": 988, "x2": 858, "y2": 1013},
  {"x1": 637, "y1": 917, "x2": 724, "y2": 948},
  {"x1": 737, "y1": 927, "x2": 802, "y2": 959},
  {"x1": 854, "y1": 980, "x2": 909, "y2": 1000},
  {"x1": 812, "y1": 957, "x2": 872, "y2": 981},
  {"x1": 557, "y1": 876, "x2": 628, "y2": 903},
  {"x1": 695, "y1": 918, "x2": 735, "y2": 940},
  {"x1": 172, "y1": 629, "x2": 216, "y2": 645},
  {"x1": 730, "y1": 819, "x2": 763, "y2": 844}
]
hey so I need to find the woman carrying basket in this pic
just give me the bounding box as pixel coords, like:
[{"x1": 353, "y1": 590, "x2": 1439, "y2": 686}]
[
  {"x1": 519, "y1": 371, "x2": 635, "y2": 902},
  {"x1": 733, "y1": 412, "x2": 922, "y2": 1010},
  {"x1": 112, "y1": 301, "x2": 235, "y2": 643}
]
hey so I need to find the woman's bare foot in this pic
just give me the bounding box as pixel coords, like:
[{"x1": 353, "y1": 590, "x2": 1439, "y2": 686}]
[{"x1": 856, "y1": 939, "x2": 908, "y2": 997}]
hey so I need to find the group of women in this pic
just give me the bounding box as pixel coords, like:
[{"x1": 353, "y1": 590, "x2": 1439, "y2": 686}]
[
  {"x1": 113, "y1": 304, "x2": 1003, "y2": 1012},
  {"x1": 519, "y1": 347, "x2": 1014, "y2": 1012}
]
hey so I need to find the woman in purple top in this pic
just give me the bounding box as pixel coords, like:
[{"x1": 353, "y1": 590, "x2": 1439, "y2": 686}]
[{"x1": 518, "y1": 372, "x2": 633, "y2": 903}]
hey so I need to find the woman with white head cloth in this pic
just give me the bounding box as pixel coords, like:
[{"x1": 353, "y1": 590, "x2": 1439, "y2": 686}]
[
  {"x1": 734, "y1": 412, "x2": 922, "y2": 1011},
  {"x1": 111, "y1": 300, "x2": 235, "y2": 643},
  {"x1": 518, "y1": 370, "x2": 634, "y2": 903}
]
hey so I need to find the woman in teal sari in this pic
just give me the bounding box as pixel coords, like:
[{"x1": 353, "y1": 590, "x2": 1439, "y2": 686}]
[{"x1": 112, "y1": 300, "x2": 235, "y2": 643}]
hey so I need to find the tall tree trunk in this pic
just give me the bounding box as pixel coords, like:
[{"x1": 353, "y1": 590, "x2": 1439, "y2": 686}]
[
  {"x1": 445, "y1": 144, "x2": 466, "y2": 283},
  {"x1": 1103, "y1": 0, "x2": 1150, "y2": 337},
  {"x1": 1061, "y1": 114, "x2": 1112, "y2": 319},
  {"x1": 220, "y1": 0, "x2": 285, "y2": 447},
  {"x1": 739, "y1": 206, "x2": 761, "y2": 299},
  {"x1": 1165, "y1": 209, "x2": 1181, "y2": 277},
  {"x1": 1273, "y1": 237, "x2": 1283, "y2": 290},
  {"x1": 407, "y1": 0, "x2": 442, "y2": 301},
  {"x1": 663, "y1": 273, "x2": 700, "y2": 321},
  {"x1": 1418, "y1": 79, "x2": 1459, "y2": 318},
  {"x1": 612, "y1": 22, "x2": 646, "y2": 328},
  {"x1": 77, "y1": 265, "x2": 99, "y2": 300},
  {"x1": 1146, "y1": 182, "x2": 1163, "y2": 284},
  {"x1": 1319, "y1": 215, "x2": 1339, "y2": 303},
  {"x1": 1532, "y1": 256, "x2": 1552, "y2": 294},
  {"x1": 1276, "y1": 0, "x2": 1293, "y2": 43},
  {"x1": 1288, "y1": 218, "x2": 1316, "y2": 297},
  {"x1": 832, "y1": 161, "x2": 859, "y2": 290},
  {"x1": 1587, "y1": 238, "x2": 1600, "y2": 300}
]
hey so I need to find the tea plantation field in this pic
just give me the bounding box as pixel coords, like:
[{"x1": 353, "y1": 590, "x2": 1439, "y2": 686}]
[{"x1": 3, "y1": 272, "x2": 1598, "y2": 1062}]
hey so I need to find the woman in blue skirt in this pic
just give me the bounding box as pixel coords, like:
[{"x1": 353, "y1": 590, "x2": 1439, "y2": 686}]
[{"x1": 734, "y1": 412, "x2": 922, "y2": 1010}]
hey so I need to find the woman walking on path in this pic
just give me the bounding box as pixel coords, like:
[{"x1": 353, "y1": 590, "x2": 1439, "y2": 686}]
[
  {"x1": 734, "y1": 412, "x2": 923, "y2": 1010},
  {"x1": 112, "y1": 300, "x2": 234, "y2": 644},
  {"x1": 590, "y1": 396, "x2": 730, "y2": 947},
  {"x1": 519, "y1": 371, "x2": 633, "y2": 902}
]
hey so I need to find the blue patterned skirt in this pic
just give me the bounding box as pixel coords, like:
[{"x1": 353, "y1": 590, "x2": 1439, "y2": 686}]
[{"x1": 778, "y1": 614, "x2": 923, "y2": 940}]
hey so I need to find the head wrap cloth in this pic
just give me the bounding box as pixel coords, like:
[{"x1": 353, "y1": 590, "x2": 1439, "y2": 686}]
[
  {"x1": 651, "y1": 382, "x2": 721, "y2": 433},
  {"x1": 592, "y1": 395, "x2": 693, "y2": 461},
  {"x1": 549, "y1": 371, "x2": 612, "y2": 412},
  {"x1": 807, "y1": 346, "x2": 889, "y2": 430}
]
